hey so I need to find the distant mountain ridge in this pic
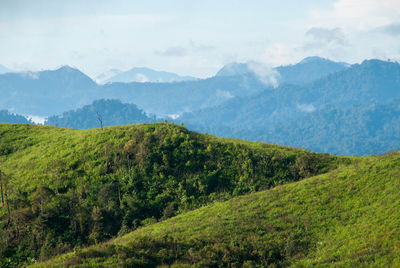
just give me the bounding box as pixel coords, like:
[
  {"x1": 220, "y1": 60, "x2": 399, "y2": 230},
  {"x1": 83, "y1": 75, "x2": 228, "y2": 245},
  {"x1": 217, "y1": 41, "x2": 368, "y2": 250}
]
[
  {"x1": 0, "y1": 65, "x2": 268, "y2": 117},
  {"x1": 180, "y1": 59, "x2": 400, "y2": 155},
  {"x1": 215, "y1": 62, "x2": 251, "y2": 77},
  {"x1": 96, "y1": 67, "x2": 197, "y2": 84},
  {"x1": 276, "y1": 56, "x2": 350, "y2": 85},
  {"x1": 0, "y1": 56, "x2": 352, "y2": 118},
  {"x1": 0, "y1": 64, "x2": 13, "y2": 74},
  {"x1": 0, "y1": 65, "x2": 97, "y2": 116},
  {"x1": 0, "y1": 110, "x2": 32, "y2": 124},
  {"x1": 216, "y1": 56, "x2": 350, "y2": 85}
]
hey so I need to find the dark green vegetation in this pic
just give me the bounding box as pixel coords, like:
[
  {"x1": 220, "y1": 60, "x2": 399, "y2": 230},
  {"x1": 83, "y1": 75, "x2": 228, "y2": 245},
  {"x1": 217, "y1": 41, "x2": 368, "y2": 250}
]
[
  {"x1": 0, "y1": 123, "x2": 337, "y2": 266},
  {"x1": 0, "y1": 111, "x2": 31, "y2": 124},
  {"x1": 36, "y1": 150, "x2": 400, "y2": 267},
  {"x1": 181, "y1": 59, "x2": 400, "y2": 155},
  {"x1": 45, "y1": 99, "x2": 155, "y2": 129}
]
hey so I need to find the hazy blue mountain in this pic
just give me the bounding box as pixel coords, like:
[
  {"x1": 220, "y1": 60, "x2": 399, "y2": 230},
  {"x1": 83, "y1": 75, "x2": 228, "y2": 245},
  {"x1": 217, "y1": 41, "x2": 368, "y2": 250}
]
[
  {"x1": 188, "y1": 99, "x2": 400, "y2": 156},
  {"x1": 179, "y1": 59, "x2": 400, "y2": 155},
  {"x1": 99, "y1": 73, "x2": 270, "y2": 116},
  {"x1": 0, "y1": 110, "x2": 32, "y2": 124},
  {"x1": 0, "y1": 65, "x2": 270, "y2": 118},
  {"x1": 0, "y1": 66, "x2": 98, "y2": 116},
  {"x1": 0, "y1": 64, "x2": 13, "y2": 74},
  {"x1": 45, "y1": 99, "x2": 155, "y2": 129},
  {"x1": 0, "y1": 56, "x2": 351, "y2": 119},
  {"x1": 100, "y1": 67, "x2": 197, "y2": 84},
  {"x1": 215, "y1": 63, "x2": 252, "y2": 77},
  {"x1": 94, "y1": 68, "x2": 122, "y2": 84},
  {"x1": 215, "y1": 56, "x2": 350, "y2": 85},
  {"x1": 276, "y1": 56, "x2": 350, "y2": 85},
  {"x1": 263, "y1": 99, "x2": 400, "y2": 155},
  {"x1": 183, "y1": 59, "x2": 400, "y2": 127}
]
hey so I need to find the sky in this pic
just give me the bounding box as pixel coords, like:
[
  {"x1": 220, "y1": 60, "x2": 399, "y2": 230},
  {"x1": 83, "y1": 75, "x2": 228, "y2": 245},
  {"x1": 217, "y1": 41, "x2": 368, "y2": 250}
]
[{"x1": 1, "y1": 0, "x2": 400, "y2": 78}]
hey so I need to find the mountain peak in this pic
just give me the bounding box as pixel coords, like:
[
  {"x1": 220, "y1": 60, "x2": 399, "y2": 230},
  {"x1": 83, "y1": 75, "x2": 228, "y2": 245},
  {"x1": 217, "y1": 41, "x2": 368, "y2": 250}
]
[
  {"x1": 0, "y1": 64, "x2": 13, "y2": 74},
  {"x1": 215, "y1": 62, "x2": 251, "y2": 77},
  {"x1": 56, "y1": 65, "x2": 80, "y2": 73},
  {"x1": 299, "y1": 56, "x2": 330, "y2": 64}
]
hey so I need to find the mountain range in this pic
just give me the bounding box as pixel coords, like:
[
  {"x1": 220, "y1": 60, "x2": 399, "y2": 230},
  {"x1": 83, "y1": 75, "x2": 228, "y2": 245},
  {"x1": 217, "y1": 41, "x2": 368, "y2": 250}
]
[
  {"x1": 0, "y1": 110, "x2": 31, "y2": 124},
  {"x1": 0, "y1": 56, "x2": 349, "y2": 118},
  {"x1": 1, "y1": 57, "x2": 400, "y2": 155},
  {"x1": 0, "y1": 66, "x2": 97, "y2": 116},
  {"x1": 180, "y1": 59, "x2": 400, "y2": 155},
  {"x1": 217, "y1": 56, "x2": 349, "y2": 85}
]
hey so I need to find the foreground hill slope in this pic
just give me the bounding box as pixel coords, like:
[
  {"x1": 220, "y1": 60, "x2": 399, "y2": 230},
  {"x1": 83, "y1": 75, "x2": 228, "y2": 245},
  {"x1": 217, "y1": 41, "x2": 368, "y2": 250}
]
[
  {"x1": 36, "y1": 151, "x2": 400, "y2": 267},
  {"x1": 0, "y1": 123, "x2": 337, "y2": 265}
]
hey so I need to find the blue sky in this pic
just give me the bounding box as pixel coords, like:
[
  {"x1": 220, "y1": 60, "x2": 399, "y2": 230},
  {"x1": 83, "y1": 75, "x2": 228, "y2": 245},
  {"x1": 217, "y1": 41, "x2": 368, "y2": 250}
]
[{"x1": 1, "y1": 0, "x2": 399, "y2": 78}]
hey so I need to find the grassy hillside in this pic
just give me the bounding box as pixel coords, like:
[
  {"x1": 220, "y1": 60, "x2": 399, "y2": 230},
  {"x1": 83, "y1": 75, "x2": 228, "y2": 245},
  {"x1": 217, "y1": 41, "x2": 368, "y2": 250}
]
[
  {"x1": 0, "y1": 123, "x2": 337, "y2": 266},
  {"x1": 34, "y1": 151, "x2": 400, "y2": 267}
]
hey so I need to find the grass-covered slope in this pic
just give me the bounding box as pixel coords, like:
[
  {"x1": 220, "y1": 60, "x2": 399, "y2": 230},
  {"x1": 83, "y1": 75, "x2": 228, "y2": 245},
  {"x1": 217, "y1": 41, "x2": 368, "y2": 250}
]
[
  {"x1": 0, "y1": 123, "x2": 337, "y2": 266},
  {"x1": 36, "y1": 152, "x2": 400, "y2": 267}
]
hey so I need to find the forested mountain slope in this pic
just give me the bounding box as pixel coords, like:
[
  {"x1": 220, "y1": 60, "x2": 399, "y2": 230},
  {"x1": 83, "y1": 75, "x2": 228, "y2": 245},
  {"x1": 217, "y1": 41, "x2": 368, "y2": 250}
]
[
  {"x1": 0, "y1": 110, "x2": 32, "y2": 124},
  {"x1": 45, "y1": 99, "x2": 155, "y2": 129},
  {"x1": 180, "y1": 59, "x2": 400, "y2": 155}
]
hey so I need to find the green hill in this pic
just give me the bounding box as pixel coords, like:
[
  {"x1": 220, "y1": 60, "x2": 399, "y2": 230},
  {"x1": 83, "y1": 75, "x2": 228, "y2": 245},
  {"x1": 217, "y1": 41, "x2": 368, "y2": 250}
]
[
  {"x1": 34, "y1": 151, "x2": 400, "y2": 267},
  {"x1": 0, "y1": 123, "x2": 337, "y2": 266},
  {"x1": 45, "y1": 99, "x2": 155, "y2": 129}
]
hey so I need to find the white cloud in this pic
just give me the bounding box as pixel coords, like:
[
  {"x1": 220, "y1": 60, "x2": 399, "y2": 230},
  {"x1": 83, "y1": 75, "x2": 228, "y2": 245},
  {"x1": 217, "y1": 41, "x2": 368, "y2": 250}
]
[
  {"x1": 216, "y1": 89, "x2": 234, "y2": 99},
  {"x1": 297, "y1": 104, "x2": 316, "y2": 113},
  {"x1": 309, "y1": 0, "x2": 400, "y2": 31},
  {"x1": 21, "y1": 72, "x2": 39, "y2": 79},
  {"x1": 375, "y1": 22, "x2": 400, "y2": 36},
  {"x1": 26, "y1": 115, "x2": 46, "y2": 124},
  {"x1": 306, "y1": 27, "x2": 348, "y2": 45},
  {"x1": 155, "y1": 46, "x2": 187, "y2": 57},
  {"x1": 135, "y1": 73, "x2": 149, "y2": 83},
  {"x1": 260, "y1": 44, "x2": 295, "y2": 66},
  {"x1": 247, "y1": 61, "x2": 280, "y2": 88}
]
